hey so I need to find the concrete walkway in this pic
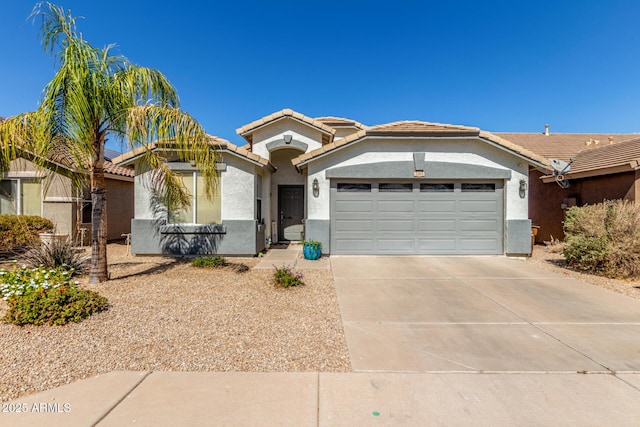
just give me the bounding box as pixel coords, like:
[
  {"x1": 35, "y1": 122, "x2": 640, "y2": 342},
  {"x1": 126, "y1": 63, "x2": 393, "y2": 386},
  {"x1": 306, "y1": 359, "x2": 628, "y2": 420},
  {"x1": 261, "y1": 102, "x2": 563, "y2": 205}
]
[
  {"x1": 253, "y1": 245, "x2": 331, "y2": 270},
  {"x1": 5, "y1": 256, "x2": 640, "y2": 426}
]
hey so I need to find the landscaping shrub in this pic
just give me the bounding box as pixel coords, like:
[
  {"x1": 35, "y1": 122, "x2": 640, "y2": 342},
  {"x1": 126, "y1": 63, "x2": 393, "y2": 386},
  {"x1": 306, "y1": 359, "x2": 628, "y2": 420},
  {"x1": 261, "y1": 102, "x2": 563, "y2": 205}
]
[
  {"x1": 563, "y1": 200, "x2": 640, "y2": 278},
  {"x1": 191, "y1": 256, "x2": 226, "y2": 268},
  {"x1": 273, "y1": 265, "x2": 304, "y2": 287},
  {"x1": 0, "y1": 265, "x2": 108, "y2": 326},
  {"x1": 0, "y1": 215, "x2": 54, "y2": 252},
  {"x1": 22, "y1": 238, "x2": 90, "y2": 274}
]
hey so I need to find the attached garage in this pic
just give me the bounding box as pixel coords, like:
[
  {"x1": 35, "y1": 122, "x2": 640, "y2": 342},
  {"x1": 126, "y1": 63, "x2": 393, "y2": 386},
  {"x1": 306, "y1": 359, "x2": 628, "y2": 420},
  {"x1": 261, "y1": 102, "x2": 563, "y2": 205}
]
[
  {"x1": 293, "y1": 119, "x2": 551, "y2": 257},
  {"x1": 331, "y1": 180, "x2": 503, "y2": 254}
]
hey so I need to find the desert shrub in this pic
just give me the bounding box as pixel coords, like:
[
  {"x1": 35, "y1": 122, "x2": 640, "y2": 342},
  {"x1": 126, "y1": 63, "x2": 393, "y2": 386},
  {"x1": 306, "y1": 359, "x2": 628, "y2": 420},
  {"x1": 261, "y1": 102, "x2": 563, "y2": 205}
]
[
  {"x1": 0, "y1": 215, "x2": 54, "y2": 252},
  {"x1": 563, "y1": 200, "x2": 640, "y2": 278},
  {"x1": 22, "y1": 238, "x2": 90, "y2": 274},
  {"x1": 273, "y1": 265, "x2": 304, "y2": 288},
  {"x1": 0, "y1": 265, "x2": 107, "y2": 326},
  {"x1": 191, "y1": 256, "x2": 226, "y2": 268}
]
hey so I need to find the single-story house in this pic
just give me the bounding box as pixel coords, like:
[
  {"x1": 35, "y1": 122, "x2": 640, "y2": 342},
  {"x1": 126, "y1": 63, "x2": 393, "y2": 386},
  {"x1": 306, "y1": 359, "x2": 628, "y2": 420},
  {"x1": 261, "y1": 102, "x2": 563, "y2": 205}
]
[
  {"x1": 497, "y1": 130, "x2": 639, "y2": 241},
  {"x1": 1, "y1": 149, "x2": 134, "y2": 243},
  {"x1": 118, "y1": 109, "x2": 550, "y2": 256}
]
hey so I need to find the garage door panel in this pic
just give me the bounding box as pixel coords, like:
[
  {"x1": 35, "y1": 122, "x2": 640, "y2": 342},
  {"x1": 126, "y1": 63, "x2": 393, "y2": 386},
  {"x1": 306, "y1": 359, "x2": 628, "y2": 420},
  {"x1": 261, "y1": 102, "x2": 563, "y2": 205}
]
[
  {"x1": 460, "y1": 219, "x2": 499, "y2": 232},
  {"x1": 334, "y1": 219, "x2": 374, "y2": 232},
  {"x1": 460, "y1": 200, "x2": 498, "y2": 213},
  {"x1": 335, "y1": 200, "x2": 374, "y2": 213},
  {"x1": 418, "y1": 200, "x2": 456, "y2": 213},
  {"x1": 419, "y1": 219, "x2": 456, "y2": 232},
  {"x1": 377, "y1": 200, "x2": 414, "y2": 213},
  {"x1": 378, "y1": 219, "x2": 415, "y2": 232}
]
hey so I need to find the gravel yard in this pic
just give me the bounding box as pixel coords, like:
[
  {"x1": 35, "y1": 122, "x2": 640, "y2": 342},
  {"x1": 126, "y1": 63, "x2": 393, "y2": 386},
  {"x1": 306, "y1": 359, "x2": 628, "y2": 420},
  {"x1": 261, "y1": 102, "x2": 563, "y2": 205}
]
[
  {"x1": 0, "y1": 244, "x2": 350, "y2": 402},
  {"x1": 529, "y1": 243, "x2": 640, "y2": 300}
]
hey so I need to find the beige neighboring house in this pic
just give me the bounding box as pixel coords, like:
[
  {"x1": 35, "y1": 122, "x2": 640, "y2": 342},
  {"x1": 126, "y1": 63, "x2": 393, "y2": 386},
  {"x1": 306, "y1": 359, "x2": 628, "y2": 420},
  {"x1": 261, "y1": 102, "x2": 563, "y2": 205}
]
[{"x1": 1, "y1": 149, "x2": 134, "y2": 243}]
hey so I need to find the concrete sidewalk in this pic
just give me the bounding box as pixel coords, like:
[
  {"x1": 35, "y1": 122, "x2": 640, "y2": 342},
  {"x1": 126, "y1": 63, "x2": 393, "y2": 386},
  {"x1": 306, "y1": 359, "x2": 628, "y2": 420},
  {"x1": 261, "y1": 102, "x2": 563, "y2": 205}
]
[{"x1": 4, "y1": 371, "x2": 640, "y2": 426}]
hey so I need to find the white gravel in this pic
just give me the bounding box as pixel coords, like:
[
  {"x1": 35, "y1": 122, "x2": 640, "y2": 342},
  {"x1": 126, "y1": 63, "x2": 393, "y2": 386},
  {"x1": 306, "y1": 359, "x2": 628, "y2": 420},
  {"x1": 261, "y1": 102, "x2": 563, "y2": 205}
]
[{"x1": 0, "y1": 244, "x2": 350, "y2": 402}]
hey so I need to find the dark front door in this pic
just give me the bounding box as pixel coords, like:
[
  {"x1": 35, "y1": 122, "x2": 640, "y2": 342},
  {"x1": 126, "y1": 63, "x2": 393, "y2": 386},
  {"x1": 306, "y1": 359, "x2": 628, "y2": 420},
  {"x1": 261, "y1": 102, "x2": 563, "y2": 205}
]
[{"x1": 278, "y1": 185, "x2": 304, "y2": 241}]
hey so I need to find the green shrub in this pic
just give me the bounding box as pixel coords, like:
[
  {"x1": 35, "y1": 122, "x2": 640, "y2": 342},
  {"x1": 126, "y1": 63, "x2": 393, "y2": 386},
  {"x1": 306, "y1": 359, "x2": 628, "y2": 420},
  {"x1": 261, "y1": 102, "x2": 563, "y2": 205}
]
[
  {"x1": 273, "y1": 265, "x2": 304, "y2": 288},
  {"x1": 0, "y1": 265, "x2": 107, "y2": 326},
  {"x1": 563, "y1": 200, "x2": 640, "y2": 278},
  {"x1": 22, "y1": 238, "x2": 90, "y2": 274},
  {"x1": 2, "y1": 286, "x2": 108, "y2": 326},
  {"x1": 0, "y1": 215, "x2": 54, "y2": 252},
  {"x1": 191, "y1": 256, "x2": 226, "y2": 268}
]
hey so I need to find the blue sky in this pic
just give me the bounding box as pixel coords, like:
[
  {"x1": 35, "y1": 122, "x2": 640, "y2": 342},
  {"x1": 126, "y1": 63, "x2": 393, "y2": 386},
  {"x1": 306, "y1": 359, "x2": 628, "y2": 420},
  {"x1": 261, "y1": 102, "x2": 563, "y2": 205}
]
[{"x1": 1, "y1": 1, "x2": 640, "y2": 151}]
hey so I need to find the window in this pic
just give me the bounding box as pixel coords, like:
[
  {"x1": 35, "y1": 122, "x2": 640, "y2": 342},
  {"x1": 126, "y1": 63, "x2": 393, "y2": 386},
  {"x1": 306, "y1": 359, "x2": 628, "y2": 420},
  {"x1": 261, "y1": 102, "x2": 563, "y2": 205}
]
[
  {"x1": 420, "y1": 183, "x2": 454, "y2": 192},
  {"x1": 0, "y1": 179, "x2": 42, "y2": 215},
  {"x1": 168, "y1": 172, "x2": 221, "y2": 224},
  {"x1": 379, "y1": 183, "x2": 413, "y2": 192},
  {"x1": 337, "y1": 183, "x2": 371, "y2": 192},
  {"x1": 461, "y1": 183, "x2": 495, "y2": 192}
]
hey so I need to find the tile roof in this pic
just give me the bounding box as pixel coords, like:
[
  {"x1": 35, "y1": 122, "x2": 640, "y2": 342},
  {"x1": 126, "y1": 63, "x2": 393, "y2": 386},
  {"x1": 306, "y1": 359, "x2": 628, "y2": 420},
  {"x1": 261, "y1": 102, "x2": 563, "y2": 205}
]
[
  {"x1": 495, "y1": 132, "x2": 638, "y2": 162},
  {"x1": 236, "y1": 109, "x2": 336, "y2": 145},
  {"x1": 292, "y1": 121, "x2": 549, "y2": 168},
  {"x1": 104, "y1": 160, "x2": 134, "y2": 178},
  {"x1": 559, "y1": 137, "x2": 640, "y2": 178},
  {"x1": 112, "y1": 135, "x2": 274, "y2": 171},
  {"x1": 314, "y1": 116, "x2": 368, "y2": 130}
]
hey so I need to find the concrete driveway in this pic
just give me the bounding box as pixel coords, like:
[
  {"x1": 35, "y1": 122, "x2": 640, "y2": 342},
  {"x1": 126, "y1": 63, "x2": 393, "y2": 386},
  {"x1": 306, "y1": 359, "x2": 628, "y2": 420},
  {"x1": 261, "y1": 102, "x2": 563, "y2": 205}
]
[{"x1": 331, "y1": 255, "x2": 640, "y2": 373}]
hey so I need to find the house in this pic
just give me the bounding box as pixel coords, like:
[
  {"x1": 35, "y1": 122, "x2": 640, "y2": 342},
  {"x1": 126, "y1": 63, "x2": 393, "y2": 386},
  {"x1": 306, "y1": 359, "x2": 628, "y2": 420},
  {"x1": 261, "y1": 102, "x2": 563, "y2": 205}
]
[
  {"x1": 496, "y1": 130, "x2": 639, "y2": 242},
  {"x1": 119, "y1": 109, "x2": 549, "y2": 256},
  {"x1": 1, "y1": 150, "x2": 134, "y2": 243}
]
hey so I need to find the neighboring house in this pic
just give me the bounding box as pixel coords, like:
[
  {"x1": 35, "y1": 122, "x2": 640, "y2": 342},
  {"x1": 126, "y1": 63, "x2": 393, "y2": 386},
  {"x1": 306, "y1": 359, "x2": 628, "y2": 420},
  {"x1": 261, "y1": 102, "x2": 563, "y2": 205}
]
[
  {"x1": 0, "y1": 152, "x2": 134, "y2": 243},
  {"x1": 119, "y1": 109, "x2": 549, "y2": 256},
  {"x1": 496, "y1": 130, "x2": 639, "y2": 241}
]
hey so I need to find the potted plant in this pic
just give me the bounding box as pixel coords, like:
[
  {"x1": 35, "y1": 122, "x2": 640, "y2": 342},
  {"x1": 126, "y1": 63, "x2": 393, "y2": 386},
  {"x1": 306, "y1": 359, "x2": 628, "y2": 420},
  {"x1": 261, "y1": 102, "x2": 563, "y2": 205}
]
[{"x1": 302, "y1": 240, "x2": 322, "y2": 260}]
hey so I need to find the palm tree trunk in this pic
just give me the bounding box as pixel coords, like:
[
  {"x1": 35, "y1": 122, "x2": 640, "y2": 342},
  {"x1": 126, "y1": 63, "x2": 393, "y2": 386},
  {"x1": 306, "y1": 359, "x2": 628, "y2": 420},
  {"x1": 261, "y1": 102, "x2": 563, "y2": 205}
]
[{"x1": 89, "y1": 140, "x2": 108, "y2": 284}]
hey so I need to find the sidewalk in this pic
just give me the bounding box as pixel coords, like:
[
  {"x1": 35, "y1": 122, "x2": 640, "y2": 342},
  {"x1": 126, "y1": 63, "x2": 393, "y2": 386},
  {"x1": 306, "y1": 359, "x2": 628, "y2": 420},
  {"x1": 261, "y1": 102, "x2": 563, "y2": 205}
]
[{"x1": 4, "y1": 371, "x2": 640, "y2": 426}]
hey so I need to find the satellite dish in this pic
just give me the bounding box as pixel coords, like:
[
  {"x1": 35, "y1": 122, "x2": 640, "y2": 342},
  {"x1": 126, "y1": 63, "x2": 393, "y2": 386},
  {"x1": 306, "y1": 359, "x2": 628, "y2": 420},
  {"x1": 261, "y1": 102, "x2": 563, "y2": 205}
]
[
  {"x1": 550, "y1": 158, "x2": 571, "y2": 174},
  {"x1": 549, "y1": 158, "x2": 573, "y2": 188}
]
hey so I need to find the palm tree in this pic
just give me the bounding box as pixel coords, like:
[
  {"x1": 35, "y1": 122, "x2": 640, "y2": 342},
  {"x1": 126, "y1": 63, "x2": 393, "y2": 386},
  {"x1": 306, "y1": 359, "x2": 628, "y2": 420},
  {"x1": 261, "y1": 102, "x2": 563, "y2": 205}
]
[{"x1": 0, "y1": 2, "x2": 218, "y2": 283}]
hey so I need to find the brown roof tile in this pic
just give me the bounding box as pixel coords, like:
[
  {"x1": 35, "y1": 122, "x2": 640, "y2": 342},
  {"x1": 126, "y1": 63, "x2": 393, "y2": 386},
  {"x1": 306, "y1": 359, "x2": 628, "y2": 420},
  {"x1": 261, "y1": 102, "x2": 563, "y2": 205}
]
[
  {"x1": 566, "y1": 137, "x2": 640, "y2": 176},
  {"x1": 368, "y1": 120, "x2": 479, "y2": 135},
  {"x1": 112, "y1": 135, "x2": 273, "y2": 169},
  {"x1": 291, "y1": 122, "x2": 549, "y2": 167},
  {"x1": 236, "y1": 109, "x2": 336, "y2": 145},
  {"x1": 315, "y1": 116, "x2": 368, "y2": 130},
  {"x1": 495, "y1": 132, "x2": 638, "y2": 162}
]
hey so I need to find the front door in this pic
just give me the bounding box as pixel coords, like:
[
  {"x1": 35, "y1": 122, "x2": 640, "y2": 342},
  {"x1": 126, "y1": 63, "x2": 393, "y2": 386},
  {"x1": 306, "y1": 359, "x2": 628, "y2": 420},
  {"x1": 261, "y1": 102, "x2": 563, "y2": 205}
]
[{"x1": 278, "y1": 185, "x2": 304, "y2": 241}]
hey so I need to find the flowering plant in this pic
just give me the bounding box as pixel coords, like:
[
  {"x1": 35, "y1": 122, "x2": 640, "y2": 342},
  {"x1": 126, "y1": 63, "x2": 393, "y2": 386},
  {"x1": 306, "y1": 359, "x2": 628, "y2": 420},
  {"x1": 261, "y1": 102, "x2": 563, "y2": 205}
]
[
  {"x1": 0, "y1": 264, "x2": 77, "y2": 301},
  {"x1": 273, "y1": 265, "x2": 304, "y2": 287}
]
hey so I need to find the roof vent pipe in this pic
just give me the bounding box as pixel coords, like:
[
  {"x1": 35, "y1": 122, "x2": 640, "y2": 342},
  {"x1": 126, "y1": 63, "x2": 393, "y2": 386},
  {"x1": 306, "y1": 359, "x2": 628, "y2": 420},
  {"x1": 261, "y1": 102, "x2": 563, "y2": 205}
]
[
  {"x1": 544, "y1": 124, "x2": 549, "y2": 136},
  {"x1": 609, "y1": 136, "x2": 614, "y2": 144}
]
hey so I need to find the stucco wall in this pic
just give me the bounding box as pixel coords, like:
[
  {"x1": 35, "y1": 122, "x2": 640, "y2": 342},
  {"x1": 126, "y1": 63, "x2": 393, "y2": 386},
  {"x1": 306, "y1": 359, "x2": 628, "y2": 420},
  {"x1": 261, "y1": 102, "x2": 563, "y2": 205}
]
[
  {"x1": 221, "y1": 155, "x2": 255, "y2": 220},
  {"x1": 305, "y1": 137, "x2": 530, "y2": 222},
  {"x1": 251, "y1": 118, "x2": 324, "y2": 159}
]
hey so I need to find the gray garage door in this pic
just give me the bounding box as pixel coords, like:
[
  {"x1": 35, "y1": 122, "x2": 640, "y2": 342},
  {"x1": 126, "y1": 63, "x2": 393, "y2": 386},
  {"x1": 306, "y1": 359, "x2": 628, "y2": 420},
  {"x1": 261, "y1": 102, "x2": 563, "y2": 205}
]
[{"x1": 331, "y1": 181, "x2": 504, "y2": 255}]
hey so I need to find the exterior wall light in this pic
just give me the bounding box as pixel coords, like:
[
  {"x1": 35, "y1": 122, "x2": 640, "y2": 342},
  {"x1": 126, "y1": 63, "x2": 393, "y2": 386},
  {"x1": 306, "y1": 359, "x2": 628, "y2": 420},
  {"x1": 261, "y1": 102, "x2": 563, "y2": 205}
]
[
  {"x1": 312, "y1": 178, "x2": 320, "y2": 197},
  {"x1": 519, "y1": 179, "x2": 527, "y2": 199}
]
